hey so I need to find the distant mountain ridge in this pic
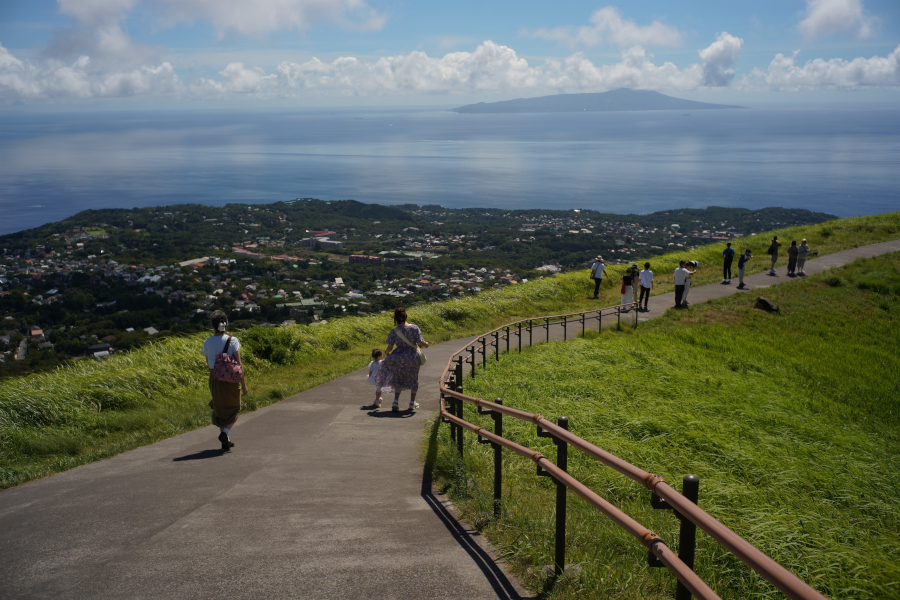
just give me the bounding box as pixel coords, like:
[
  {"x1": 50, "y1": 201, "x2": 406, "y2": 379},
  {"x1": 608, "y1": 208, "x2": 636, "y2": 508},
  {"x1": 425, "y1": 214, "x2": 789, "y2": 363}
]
[{"x1": 451, "y1": 89, "x2": 745, "y2": 114}]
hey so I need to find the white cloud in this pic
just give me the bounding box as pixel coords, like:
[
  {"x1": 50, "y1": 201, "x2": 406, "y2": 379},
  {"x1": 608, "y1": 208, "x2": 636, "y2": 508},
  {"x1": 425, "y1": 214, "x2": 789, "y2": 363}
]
[
  {"x1": 698, "y1": 32, "x2": 743, "y2": 86},
  {"x1": 532, "y1": 6, "x2": 682, "y2": 49},
  {"x1": 157, "y1": 0, "x2": 387, "y2": 36},
  {"x1": 798, "y1": 0, "x2": 877, "y2": 40},
  {"x1": 742, "y1": 44, "x2": 900, "y2": 90},
  {"x1": 0, "y1": 43, "x2": 181, "y2": 98}
]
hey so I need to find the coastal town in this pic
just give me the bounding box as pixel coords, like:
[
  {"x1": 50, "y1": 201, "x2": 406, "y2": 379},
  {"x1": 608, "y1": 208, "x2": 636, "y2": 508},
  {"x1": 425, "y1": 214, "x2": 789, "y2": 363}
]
[{"x1": 0, "y1": 199, "x2": 834, "y2": 377}]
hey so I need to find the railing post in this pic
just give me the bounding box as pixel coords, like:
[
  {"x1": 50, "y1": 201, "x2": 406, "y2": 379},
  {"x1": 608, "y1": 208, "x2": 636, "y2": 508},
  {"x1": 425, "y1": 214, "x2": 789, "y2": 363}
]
[
  {"x1": 456, "y1": 396, "x2": 464, "y2": 459},
  {"x1": 447, "y1": 378, "x2": 456, "y2": 443},
  {"x1": 505, "y1": 326, "x2": 510, "y2": 354},
  {"x1": 545, "y1": 317, "x2": 550, "y2": 343},
  {"x1": 493, "y1": 331, "x2": 500, "y2": 361},
  {"x1": 554, "y1": 416, "x2": 569, "y2": 577},
  {"x1": 518, "y1": 322, "x2": 522, "y2": 353},
  {"x1": 493, "y1": 399, "x2": 503, "y2": 518},
  {"x1": 528, "y1": 319, "x2": 533, "y2": 347},
  {"x1": 563, "y1": 315, "x2": 567, "y2": 341},
  {"x1": 482, "y1": 336, "x2": 487, "y2": 369},
  {"x1": 675, "y1": 475, "x2": 700, "y2": 600},
  {"x1": 617, "y1": 306, "x2": 621, "y2": 330},
  {"x1": 537, "y1": 417, "x2": 569, "y2": 578},
  {"x1": 598, "y1": 309, "x2": 602, "y2": 332},
  {"x1": 581, "y1": 313, "x2": 585, "y2": 337},
  {"x1": 469, "y1": 346, "x2": 476, "y2": 379}
]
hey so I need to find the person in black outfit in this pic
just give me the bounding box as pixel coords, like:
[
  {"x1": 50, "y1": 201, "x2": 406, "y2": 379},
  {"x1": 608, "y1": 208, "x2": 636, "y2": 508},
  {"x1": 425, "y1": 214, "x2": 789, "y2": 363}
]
[{"x1": 722, "y1": 242, "x2": 735, "y2": 283}]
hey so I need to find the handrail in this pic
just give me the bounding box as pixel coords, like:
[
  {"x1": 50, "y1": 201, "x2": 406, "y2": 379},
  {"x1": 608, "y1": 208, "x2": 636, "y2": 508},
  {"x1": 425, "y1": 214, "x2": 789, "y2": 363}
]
[
  {"x1": 440, "y1": 402, "x2": 722, "y2": 600},
  {"x1": 437, "y1": 302, "x2": 828, "y2": 600}
]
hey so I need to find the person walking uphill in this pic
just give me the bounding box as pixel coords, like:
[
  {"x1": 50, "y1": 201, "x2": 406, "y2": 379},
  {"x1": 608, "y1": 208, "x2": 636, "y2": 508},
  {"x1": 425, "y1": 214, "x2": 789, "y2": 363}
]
[
  {"x1": 202, "y1": 310, "x2": 248, "y2": 451},
  {"x1": 376, "y1": 307, "x2": 429, "y2": 412},
  {"x1": 723, "y1": 242, "x2": 735, "y2": 283}
]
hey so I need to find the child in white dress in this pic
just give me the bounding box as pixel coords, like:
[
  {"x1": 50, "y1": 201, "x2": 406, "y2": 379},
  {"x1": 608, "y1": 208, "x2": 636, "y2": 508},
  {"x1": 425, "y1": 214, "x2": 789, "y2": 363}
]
[{"x1": 367, "y1": 348, "x2": 385, "y2": 407}]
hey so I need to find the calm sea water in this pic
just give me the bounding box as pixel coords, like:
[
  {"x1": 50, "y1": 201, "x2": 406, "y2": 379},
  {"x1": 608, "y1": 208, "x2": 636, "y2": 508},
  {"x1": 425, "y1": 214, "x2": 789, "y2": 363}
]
[{"x1": 1, "y1": 107, "x2": 898, "y2": 235}]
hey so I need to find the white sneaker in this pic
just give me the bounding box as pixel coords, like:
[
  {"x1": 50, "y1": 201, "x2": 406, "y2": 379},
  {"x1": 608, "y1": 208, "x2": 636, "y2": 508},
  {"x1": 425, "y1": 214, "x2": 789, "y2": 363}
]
[
  {"x1": 374, "y1": 398, "x2": 382, "y2": 407},
  {"x1": 408, "y1": 401, "x2": 419, "y2": 410}
]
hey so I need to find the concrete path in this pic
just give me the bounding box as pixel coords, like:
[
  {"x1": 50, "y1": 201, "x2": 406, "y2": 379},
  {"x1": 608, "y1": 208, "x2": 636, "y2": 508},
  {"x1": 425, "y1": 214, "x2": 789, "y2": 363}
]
[{"x1": 1, "y1": 239, "x2": 898, "y2": 599}]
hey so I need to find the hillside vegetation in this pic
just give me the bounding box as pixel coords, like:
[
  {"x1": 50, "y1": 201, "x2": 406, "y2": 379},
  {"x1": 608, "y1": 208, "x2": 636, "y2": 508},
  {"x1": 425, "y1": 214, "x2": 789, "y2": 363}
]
[
  {"x1": 1, "y1": 211, "x2": 897, "y2": 490},
  {"x1": 431, "y1": 253, "x2": 900, "y2": 599}
]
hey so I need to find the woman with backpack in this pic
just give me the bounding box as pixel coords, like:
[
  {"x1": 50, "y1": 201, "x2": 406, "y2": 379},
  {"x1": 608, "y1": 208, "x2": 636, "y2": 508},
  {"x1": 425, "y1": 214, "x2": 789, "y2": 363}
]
[
  {"x1": 202, "y1": 310, "x2": 248, "y2": 451},
  {"x1": 376, "y1": 307, "x2": 429, "y2": 412}
]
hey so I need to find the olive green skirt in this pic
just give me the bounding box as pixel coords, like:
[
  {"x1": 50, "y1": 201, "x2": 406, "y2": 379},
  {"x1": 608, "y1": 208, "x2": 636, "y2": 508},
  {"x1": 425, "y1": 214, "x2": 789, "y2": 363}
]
[{"x1": 209, "y1": 373, "x2": 241, "y2": 427}]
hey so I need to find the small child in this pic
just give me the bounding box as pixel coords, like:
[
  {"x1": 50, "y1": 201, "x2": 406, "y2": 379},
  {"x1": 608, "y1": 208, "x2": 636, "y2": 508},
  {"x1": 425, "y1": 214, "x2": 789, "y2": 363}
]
[{"x1": 367, "y1": 348, "x2": 385, "y2": 408}]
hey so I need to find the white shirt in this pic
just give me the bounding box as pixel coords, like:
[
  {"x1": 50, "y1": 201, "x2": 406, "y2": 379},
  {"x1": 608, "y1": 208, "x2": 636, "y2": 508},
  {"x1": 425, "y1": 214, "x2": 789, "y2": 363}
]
[
  {"x1": 639, "y1": 269, "x2": 653, "y2": 287},
  {"x1": 673, "y1": 267, "x2": 689, "y2": 286},
  {"x1": 203, "y1": 334, "x2": 240, "y2": 368},
  {"x1": 591, "y1": 262, "x2": 606, "y2": 278},
  {"x1": 367, "y1": 359, "x2": 382, "y2": 385}
]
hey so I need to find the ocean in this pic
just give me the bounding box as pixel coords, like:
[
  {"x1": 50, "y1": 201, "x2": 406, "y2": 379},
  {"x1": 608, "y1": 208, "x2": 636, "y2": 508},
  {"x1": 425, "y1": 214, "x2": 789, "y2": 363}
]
[{"x1": 1, "y1": 106, "x2": 898, "y2": 236}]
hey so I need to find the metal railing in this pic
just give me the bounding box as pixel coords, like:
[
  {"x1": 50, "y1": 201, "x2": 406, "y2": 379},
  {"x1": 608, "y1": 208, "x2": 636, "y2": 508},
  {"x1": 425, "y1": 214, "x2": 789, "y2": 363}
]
[{"x1": 437, "y1": 302, "x2": 827, "y2": 600}]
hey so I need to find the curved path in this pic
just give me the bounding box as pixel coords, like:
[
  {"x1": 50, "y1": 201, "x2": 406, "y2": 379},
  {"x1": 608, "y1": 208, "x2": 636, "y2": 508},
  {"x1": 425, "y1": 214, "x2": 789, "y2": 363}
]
[{"x1": 1, "y1": 239, "x2": 898, "y2": 599}]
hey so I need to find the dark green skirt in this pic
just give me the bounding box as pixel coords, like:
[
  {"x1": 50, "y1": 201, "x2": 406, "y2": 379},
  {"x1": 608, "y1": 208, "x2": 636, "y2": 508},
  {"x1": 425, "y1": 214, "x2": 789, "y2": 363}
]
[{"x1": 209, "y1": 373, "x2": 241, "y2": 427}]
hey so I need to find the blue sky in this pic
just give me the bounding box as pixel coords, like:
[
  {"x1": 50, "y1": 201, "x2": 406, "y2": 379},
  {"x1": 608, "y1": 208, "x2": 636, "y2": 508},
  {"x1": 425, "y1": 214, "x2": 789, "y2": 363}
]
[{"x1": 1, "y1": 0, "x2": 898, "y2": 108}]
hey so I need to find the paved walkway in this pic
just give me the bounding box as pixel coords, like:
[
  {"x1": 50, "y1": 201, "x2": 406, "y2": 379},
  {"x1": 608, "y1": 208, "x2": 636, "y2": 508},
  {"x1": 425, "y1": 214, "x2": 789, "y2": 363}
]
[{"x1": 1, "y1": 239, "x2": 898, "y2": 599}]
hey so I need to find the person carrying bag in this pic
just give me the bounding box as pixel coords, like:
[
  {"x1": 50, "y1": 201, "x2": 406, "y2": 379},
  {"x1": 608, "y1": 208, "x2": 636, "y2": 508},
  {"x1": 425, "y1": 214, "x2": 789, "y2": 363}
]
[{"x1": 374, "y1": 307, "x2": 429, "y2": 412}]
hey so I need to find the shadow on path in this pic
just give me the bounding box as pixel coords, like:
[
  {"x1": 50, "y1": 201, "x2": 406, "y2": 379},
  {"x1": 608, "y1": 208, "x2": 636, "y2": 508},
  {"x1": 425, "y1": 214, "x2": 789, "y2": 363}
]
[
  {"x1": 364, "y1": 408, "x2": 416, "y2": 418},
  {"x1": 420, "y1": 419, "x2": 527, "y2": 600},
  {"x1": 172, "y1": 449, "x2": 225, "y2": 462}
]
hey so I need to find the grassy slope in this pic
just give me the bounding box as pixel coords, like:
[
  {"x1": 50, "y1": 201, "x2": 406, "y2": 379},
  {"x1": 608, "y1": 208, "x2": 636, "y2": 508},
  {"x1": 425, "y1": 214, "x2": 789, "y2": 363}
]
[
  {"x1": 1, "y1": 211, "x2": 897, "y2": 491},
  {"x1": 431, "y1": 253, "x2": 900, "y2": 600}
]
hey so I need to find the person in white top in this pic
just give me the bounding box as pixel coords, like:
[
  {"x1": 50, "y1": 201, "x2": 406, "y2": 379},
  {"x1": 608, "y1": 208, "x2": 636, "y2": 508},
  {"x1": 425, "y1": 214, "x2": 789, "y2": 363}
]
[
  {"x1": 638, "y1": 262, "x2": 653, "y2": 311},
  {"x1": 673, "y1": 262, "x2": 690, "y2": 308},
  {"x1": 590, "y1": 256, "x2": 607, "y2": 298},
  {"x1": 682, "y1": 261, "x2": 697, "y2": 306},
  {"x1": 201, "y1": 310, "x2": 248, "y2": 451}
]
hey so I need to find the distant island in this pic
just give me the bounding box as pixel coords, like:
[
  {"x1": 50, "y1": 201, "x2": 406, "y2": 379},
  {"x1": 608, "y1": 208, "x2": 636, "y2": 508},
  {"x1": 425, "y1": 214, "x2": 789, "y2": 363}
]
[{"x1": 451, "y1": 88, "x2": 745, "y2": 114}]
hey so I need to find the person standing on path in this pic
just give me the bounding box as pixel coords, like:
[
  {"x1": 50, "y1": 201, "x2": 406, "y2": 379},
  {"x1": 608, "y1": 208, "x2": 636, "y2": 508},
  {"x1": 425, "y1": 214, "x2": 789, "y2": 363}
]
[
  {"x1": 798, "y1": 239, "x2": 811, "y2": 276},
  {"x1": 768, "y1": 236, "x2": 782, "y2": 275},
  {"x1": 674, "y1": 261, "x2": 689, "y2": 308},
  {"x1": 630, "y1": 263, "x2": 640, "y2": 303},
  {"x1": 377, "y1": 307, "x2": 429, "y2": 412},
  {"x1": 723, "y1": 243, "x2": 735, "y2": 283},
  {"x1": 590, "y1": 256, "x2": 607, "y2": 298},
  {"x1": 202, "y1": 310, "x2": 248, "y2": 451},
  {"x1": 681, "y1": 261, "x2": 697, "y2": 307},
  {"x1": 787, "y1": 241, "x2": 799, "y2": 276},
  {"x1": 638, "y1": 262, "x2": 653, "y2": 311},
  {"x1": 737, "y1": 249, "x2": 753, "y2": 288},
  {"x1": 621, "y1": 266, "x2": 635, "y2": 310}
]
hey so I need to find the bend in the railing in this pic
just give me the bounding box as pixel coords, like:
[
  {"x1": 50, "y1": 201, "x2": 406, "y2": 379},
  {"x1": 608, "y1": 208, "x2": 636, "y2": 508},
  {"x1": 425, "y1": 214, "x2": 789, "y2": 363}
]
[{"x1": 437, "y1": 302, "x2": 828, "y2": 600}]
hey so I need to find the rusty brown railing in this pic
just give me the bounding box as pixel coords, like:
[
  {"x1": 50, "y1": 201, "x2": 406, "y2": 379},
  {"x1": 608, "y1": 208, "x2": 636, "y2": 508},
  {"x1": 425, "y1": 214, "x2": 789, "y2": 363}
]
[{"x1": 437, "y1": 302, "x2": 827, "y2": 600}]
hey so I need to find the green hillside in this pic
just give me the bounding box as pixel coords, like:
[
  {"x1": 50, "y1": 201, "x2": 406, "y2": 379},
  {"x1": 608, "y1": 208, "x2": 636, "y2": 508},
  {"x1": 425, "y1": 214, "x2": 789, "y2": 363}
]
[
  {"x1": 1, "y1": 211, "x2": 897, "y2": 493},
  {"x1": 432, "y1": 253, "x2": 900, "y2": 599}
]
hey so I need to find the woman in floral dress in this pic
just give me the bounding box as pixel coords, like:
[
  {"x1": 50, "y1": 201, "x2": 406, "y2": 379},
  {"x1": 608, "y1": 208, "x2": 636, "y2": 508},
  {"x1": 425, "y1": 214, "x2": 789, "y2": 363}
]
[{"x1": 376, "y1": 307, "x2": 429, "y2": 412}]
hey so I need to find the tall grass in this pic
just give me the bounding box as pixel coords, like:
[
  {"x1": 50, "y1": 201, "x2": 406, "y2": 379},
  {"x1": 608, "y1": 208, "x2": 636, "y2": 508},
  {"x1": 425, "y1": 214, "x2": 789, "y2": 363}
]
[
  {"x1": 430, "y1": 253, "x2": 900, "y2": 599},
  {"x1": 1, "y1": 212, "x2": 897, "y2": 490}
]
